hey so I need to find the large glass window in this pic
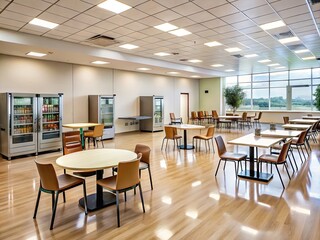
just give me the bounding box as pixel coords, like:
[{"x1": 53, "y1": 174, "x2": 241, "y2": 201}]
[
  {"x1": 270, "y1": 88, "x2": 287, "y2": 110},
  {"x1": 291, "y1": 86, "x2": 312, "y2": 110},
  {"x1": 225, "y1": 76, "x2": 237, "y2": 87},
  {"x1": 252, "y1": 89, "x2": 269, "y2": 110}
]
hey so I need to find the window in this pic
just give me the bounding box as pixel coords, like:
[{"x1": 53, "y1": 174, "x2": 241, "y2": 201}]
[{"x1": 225, "y1": 76, "x2": 237, "y2": 87}]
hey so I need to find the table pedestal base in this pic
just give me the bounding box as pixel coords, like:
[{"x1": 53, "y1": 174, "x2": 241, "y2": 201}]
[
  {"x1": 238, "y1": 170, "x2": 273, "y2": 182},
  {"x1": 79, "y1": 192, "x2": 116, "y2": 211},
  {"x1": 178, "y1": 144, "x2": 194, "y2": 150}
]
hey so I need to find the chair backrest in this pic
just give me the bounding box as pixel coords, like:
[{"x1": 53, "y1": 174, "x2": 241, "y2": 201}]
[
  {"x1": 226, "y1": 113, "x2": 233, "y2": 116},
  {"x1": 93, "y1": 124, "x2": 104, "y2": 138},
  {"x1": 198, "y1": 111, "x2": 204, "y2": 118},
  {"x1": 257, "y1": 112, "x2": 262, "y2": 119},
  {"x1": 212, "y1": 110, "x2": 218, "y2": 118},
  {"x1": 214, "y1": 135, "x2": 227, "y2": 157},
  {"x1": 169, "y1": 113, "x2": 175, "y2": 120},
  {"x1": 191, "y1": 111, "x2": 197, "y2": 119},
  {"x1": 311, "y1": 121, "x2": 319, "y2": 131},
  {"x1": 135, "y1": 144, "x2": 151, "y2": 164},
  {"x1": 116, "y1": 153, "x2": 142, "y2": 190},
  {"x1": 283, "y1": 116, "x2": 289, "y2": 124},
  {"x1": 206, "y1": 126, "x2": 215, "y2": 137},
  {"x1": 277, "y1": 140, "x2": 292, "y2": 164},
  {"x1": 296, "y1": 129, "x2": 308, "y2": 144},
  {"x1": 204, "y1": 111, "x2": 209, "y2": 117},
  {"x1": 62, "y1": 131, "x2": 82, "y2": 155},
  {"x1": 164, "y1": 126, "x2": 176, "y2": 139},
  {"x1": 35, "y1": 160, "x2": 59, "y2": 191},
  {"x1": 241, "y1": 112, "x2": 247, "y2": 120}
]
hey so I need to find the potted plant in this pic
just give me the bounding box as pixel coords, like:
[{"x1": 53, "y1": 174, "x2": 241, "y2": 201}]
[
  {"x1": 223, "y1": 85, "x2": 245, "y2": 114},
  {"x1": 314, "y1": 85, "x2": 320, "y2": 111}
]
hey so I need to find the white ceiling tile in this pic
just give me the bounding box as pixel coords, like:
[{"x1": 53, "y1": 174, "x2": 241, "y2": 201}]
[
  {"x1": 120, "y1": 8, "x2": 148, "y2": 21},
  {"x1": 201, "y1": 18, "x2": 226, "y2": 28},
  {"x1": 208, "y1": 3, "x2": 239, "y2": 18},
  {"x1": 171, "y1": 17, "x2": 195, "y2": 27},
  {"x1": 116, "y1": 35, "x2": 136, "y2": 43},
  {"x1": 214, "y1": 25, "x2": 237, "y2": 34},
  {"x1": 1, "y1": 10, "x2": 34, "y2": 23},
  {"x1": 37, "y1": 12, "x2": 68, "y2": 24},
  {"x1": 13, "y1": 0, "x2": 51, "y2": 11},
  {"x1": 20, "y1": 27, "x2": 48, "y2": 35},
  {"x1": 192, "y1": 0, "x2": 227, "y2": 9},
  {"x1": 56, "y1": 24, "x2": 81, "y2": 34},
  {"x1": 112, "y1": 26, "x2": 135, "y2": 35},
  {"x1": 73, "y1": 14, "x2": 101, "y2": 25},
  {"x1": 143, "y1": 36, "x2": 161, "y2": 43},
  {"x1": 240, "y1": 26, "x2": 263, "y2": 34},
  {"x1": 64, "y1": 19, "x2": 90, "y2": 30},
  {"x1": 252, "y1": 13, "x2": 281, "y2": 25},
  {"x1": 231, "y1": 0, "x2": 266, "y2": 11},
  {"x1": 45, "y1": 29, "x2": 71, "y2": 38},
  {"x1": 0, "y1": 16, "x2": 25, "y2": 28},
  {"x1": 271, "y1": 0, "x2": 305, "y2": 11},
  {"x1": 136, "y1": 1, "x2": 166, "y2": 15},
  {"x1": 6, "y1": 3, "x2": 42, "y2": 17},
  {"x1": 284, "y1": 13, "x2": 313, "y2": 24},
  {"x1": 196, "y1": 29, "x2": 218, "y2": 37},
  {"x1": 85, "y1": 6, "x2": 115, "y2": 20},
  {"x1": 231, "y1": 20, "x2": 256, "y2": 30},
  {"x1": 221, "y1": 12, "x2": 248, "y2": 24},
  {"x1": 154, "y1": 0, "x2": 188, "y2": 8},
  {"x1": 243, "y1": 5, "x2": 274, "y2": 19},
  {"x1": 0, "y1": 23, "x2": 20, "y2": 31},
  {"x1": 94, "y1": 20, "x2": 118, "y2": 31},
  {"x1": 171, "y1": 2, "x2": 202, "y2": 16},
  {"x1": 187, "y1": 11, "x2": 216, "y2": 23},
  {"x1": 76, "y1": 30, "x2": 96, "y2": 38},
  {"x1": 57, "y1": 0, "x2": 92, "y2": 12},
  {"x1": 0, "y1": 1, "x2": 10, "y2": 10},
  {"x1": 142, "y1": 27, "x2": 162, "y2": 36},
  {"x1": 138, "y1": 16, "x2": 163, "y2": 27},
  {"x1": 154, "y1": 10, "x2": 182, "y2": 22},
  {"x1": 129, "y1": 31, "x2": 148, "y2": 39},
  {"x1": 278, "y1": 5, "x2": 309, "y2": 19},
  {"x1": 21, "y1": 24, "x2": 49, "y2": 34},
  {"x1": 186, "y1": 24, "x2": 207, "y2": 33},
  {"x1": 118, "y1": 0, "x2": 149, "y2": 7},
  {"x1": 47, "y1": 5, "x2": 79, "y2": 19},
  {"x1": 125, "y1": 21, "x2": 148, "y2": 31},
  {"x1": 107, "y1": 15, "x2": 133, "y2": 26},
  {"x1": 85, "y1": 25, "x2": 107, "y2": 35}
]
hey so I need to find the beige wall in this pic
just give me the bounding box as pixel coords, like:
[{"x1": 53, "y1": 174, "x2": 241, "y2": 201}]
[
  {"x1": 0, "y1": 54, "x2": 199, "y2": 133},
  {"x1": 199, "y1": 77, "x2": 221, "y2": 114}
]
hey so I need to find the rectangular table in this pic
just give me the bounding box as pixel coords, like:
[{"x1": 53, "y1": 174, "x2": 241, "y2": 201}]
[
  {"x1": 174, "y1": 124, "x2": 205, "y2": 150},
  {"x1": 289, "y1": 119, "x2": 318, "y2": 124},
  {"x1": 282, "y1": 124, "x2": 312, "y2": 130},
  {"x1": 228, "y1": 133, "x2": 283, "y2": 182},
  {"x1": 302, "y1": 115, "x2": 320, "y2": 120},
  {"x1": 261, "y1": 129, "x2": 302, "y2": 138}
]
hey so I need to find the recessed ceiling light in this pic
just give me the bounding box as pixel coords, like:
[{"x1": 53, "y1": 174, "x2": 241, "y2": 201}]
[
  {"x1": 204, "y1": 41, "x2": 222, "y2": 47},
  {"x1": 26, "y1": 51, "x2": 47, "y2": 57},
  {"x1": 191, "y1": 75, "x2": 200, "y2": 78},
  {"x1": 154, "y1": 52, "x2": 171, "y2": 56},
  {"x1": 258, "y1": 59, "x2": 271, "y2": 63},
  {"x1": 302, "y1": 56, "x2": 316, "y2": 60},
  {"x1": 275, "y1": 66, "x2": 286, "y2": 69},
  {"x1": 260, "y1": 20, "x2": 286, "y2": 30},
  {"x1": 167, "y1": 71, "x2": 179, "y2": 75},
  {"x1": 294, "y1": 49, "x2": 310, "y2": 54},
  {"x1": 279, "y1": 37, "x2": 300, "y2": 44},
  {"x1": 225, "y1": 69, "x2": 235, "y2": 72},
  {"x1": 211, "y1": 64, "x2": 224, "y2": 67},
  {"x1": 188, "y1": 59, "x2": 202, "y2": 63},
  {"x1": 267, "y1": 63, "x2": 278, "y2": 66},
  {"x1": 225, "y1": 47, "x2": 241, "y2": 53},
  {"x1": 29, "y1": 18, "x2": 58, "y2": 29},
  {"x1": 154, "y1": 23, "x2": 178, "y2": 32},
  {"x1": 91, "y1": 61, "x2": 109, "y2": 64},
  {"x1": 168, "y1": 28, "x2": 192, "y2": 37},
  {"x1": 98, "y1": 0, "x2": 132, "y2": 14},
  {"x1": 119, "y1": 44, "x2": 139, "y2": 49},
  {"x1": 136, "y1": 67, "x2": 151, "y2": 71},
  {"x1": 244, "y1": 54, "x2": 258, "y2": 58}
]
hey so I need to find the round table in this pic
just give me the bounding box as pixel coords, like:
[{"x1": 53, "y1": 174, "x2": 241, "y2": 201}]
[{"x1": 56, "y1": 148, "x2": 137, "y2": 211}]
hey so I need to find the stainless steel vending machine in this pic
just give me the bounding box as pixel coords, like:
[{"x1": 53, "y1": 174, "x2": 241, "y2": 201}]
[
  {"x1": 139, "y1": 96, "x2": 164, "y2": 132},
  {"x1": 0, "y1": 92, "x2": 63, "y2": 160}
]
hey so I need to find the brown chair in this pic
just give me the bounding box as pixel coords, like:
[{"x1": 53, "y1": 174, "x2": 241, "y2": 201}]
[
  {"x1": 97, "y1": 154, "x2": 145, "y2": 227},
  {"x1": 291, "y1": 129, "x2": 310, "y2": 162},
  {"x1": 197, "y1": 111, "x2": 205, "y2": 124},
  {"x1": 113, "y1": 144, "x2": 153, "y2": 190},
  {"x1": 212, "y1": 110, "x2": 231, "y2": 129},
  {"x1": 84, "y1": 124, "x2": 104, "y2": 148},
  {"x1": 283, "y1": 116, "x2": 289, "y2": 124},
  {"x1": 254, "y1": 111, "x2": 262, "y2": 127},
  {"x1": 33, "y1": 160, "x2": 88, "y2": 230},
  {"x1": 169, "y1": 112, "x2": 182, "y2": 124},
  {"x1": 258, "y1": 140, "x2": 292, "y2": 189},
  {"x1": 161, "y1": 126, "x2": 182, "y2": 150},
  {"x1": 204, "y1": 110, "x2": 212, "y2": 123},
  {"x1": 62, "y1": 131, "x2": 96, "y2": 178},
  {"x1": 190, "y1": 111, "x2": 198, "y2": 124},
  {"x1": 238, "y1": 112, "x2": 250, "y2": 130},
  {"x1": 214, "y1": 135, "x2": 247, "y2": 176},
  {"x1": 193, "y1": 126, "x2": 215, "y2": 152}
]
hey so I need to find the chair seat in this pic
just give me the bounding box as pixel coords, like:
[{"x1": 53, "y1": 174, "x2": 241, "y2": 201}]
[
  {"x1": 174, "y1": 135, "x2": 182, "y2": 139},
  {"x1": 139, "y1": 162, "x2": 149, "y2": 170},
  {"x1": 57, "y1": 174, "x2": 84, "y2": 191},
  {"x1": 193, "y1": 135, "x2": 212, "y2": 140},
  {"x1": 258, "y1": 154, "x2": 278, "y2": 163},
  {"x1": 84, "y1": 130, "x2": 94, "y2": 137},
  {"x1": 221, "y1": 152, "x2": 247, "y2": 161},
  {"x1": 97, "y1": 175, "x2": 117, "y2": 191},
  {"x1": 73, "y1": 171, "x2": 96, "y2": 177}
]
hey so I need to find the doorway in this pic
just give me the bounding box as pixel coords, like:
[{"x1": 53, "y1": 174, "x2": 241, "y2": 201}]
[{"x1": 180, "y1": 93, "x2": 189, "y2": 124}]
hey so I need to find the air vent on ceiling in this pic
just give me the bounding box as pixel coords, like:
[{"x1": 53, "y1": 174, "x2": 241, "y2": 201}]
[
  {"x1": 86, "y1": 34, "x2": 119, "y2": 47},
  {"x1": 232, "y1": 54, "x2": 243, "y2": 58},
  {"x1": 287, "y1": 44, "x2": 306, "y2": 50},
  {"x1": 273, "y1": 31, "x2": 294, "y2": 40},
  {"x1": 309, "y1": 0, "x2": 320, "y2": 5}
]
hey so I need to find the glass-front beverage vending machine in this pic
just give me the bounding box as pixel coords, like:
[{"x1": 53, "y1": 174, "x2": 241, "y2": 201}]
[
  {"x1": 0, "y1": 92, "x2": 63, "y2": 160},
  {"x1": 140, "y1": 96, "x2": 164, "y2": 132},
  {"x1": 88, "y1": 95, "x2": 115, "y2": 139}
]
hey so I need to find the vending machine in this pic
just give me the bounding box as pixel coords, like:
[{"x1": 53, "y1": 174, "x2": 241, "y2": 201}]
[
  {"x1": 88, "y1": 95, "x2": 115, "y2": 139},
  {"x1": 0, "y1": 92, "x2": 63, "y2": 160},
  {"x1": 139, "y1": 96, "x2": 164, "y2": 132}
]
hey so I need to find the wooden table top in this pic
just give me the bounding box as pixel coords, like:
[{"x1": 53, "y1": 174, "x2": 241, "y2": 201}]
[
  {"x1": 261, "y1": 129, "x2": 302, "y2": 138},
  {"x1": 228, "y1": 133, "x2": 283, "y2": 148},
  {"x1": 56, "y1": 148, "x2": 137, "y2": 171},
  {"x1": 173, "y1": 124, "x2": 206, "y2": 130},
  {"x1": 282, "y1": 124, "x2": 312, "y2": 130},
  {"x1": 63, "y1": 123, "x2": 101, "y2": 129},
  {"x1": 289, "y1": 119, "x2": 318, "y2": 124}
]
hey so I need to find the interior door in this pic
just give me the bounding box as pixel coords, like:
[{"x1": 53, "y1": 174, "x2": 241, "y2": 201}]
[{"x1": 180, "y1": 93, "x2": 189, "y2": 124}]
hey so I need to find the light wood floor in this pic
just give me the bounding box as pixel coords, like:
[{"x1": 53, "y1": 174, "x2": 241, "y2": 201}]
[{"x1": 1, "y1": 126, "x2": 320, "y2": 240}]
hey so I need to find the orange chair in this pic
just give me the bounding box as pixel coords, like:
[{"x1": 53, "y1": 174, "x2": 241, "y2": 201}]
[
  {"x1": 193, "y1": 126, "x2": 215, "y2": 152},
  {"x1": 161, "y1": 126, "x2": 182, "y2": 150},
  {"x1": 84, "y1": 124, "x2": 104, "y2": 148},
  {"x1": 190, "y1": 111, "x2": 198, "y2": 124},
  {"x1": 169, "y1": 112, "x2": 182, "y2": 124}
]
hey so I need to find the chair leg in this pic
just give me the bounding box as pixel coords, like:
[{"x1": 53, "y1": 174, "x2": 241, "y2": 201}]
[
  {"x1": 275, "y1": 165, "x2": 285, "y2": 189},
  {"x1": 215, "y1": 159, "x2": 222, "y2": 176},
  {"x1": 116, "y1": 191, "x2": 120, "y2": 227},
  {"x1": 161, "y1": 138, "x2": 165, "y2": 150},
  {"x1": 124, "y1": 191, "x2": 127, "y2": 202},
  {"x1": 63, "y1": 192, "x2": 66, "y2": 203},
  {"x1": 33, "y1": 188, "x2": 41, "y2": 218},
  {"x1": 148, "y1": 167, "x2": 154, "y2": 190},
  {"x1": 50, "y1": 191, "x2": 59, "y2": 230},
  {"x1": 138, "y1": 183, "x2": 145, "y2": 213},
  {"x1": 101, "y1": 137, "x2": 104, "y2": 148},
  {"x1": 51, "y1": 192, "x2": 55, "y2": 210},
  {"x1": 83, "y1": 182, "x2": 88, "y2": 215},
  {"x1": 284, "y1": 163, "x2": 291, "y2": 180}
]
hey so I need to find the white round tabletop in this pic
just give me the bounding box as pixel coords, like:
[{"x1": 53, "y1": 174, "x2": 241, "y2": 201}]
[{"x1": 56, "y1": 148, "x2": 137, "y2": 171}]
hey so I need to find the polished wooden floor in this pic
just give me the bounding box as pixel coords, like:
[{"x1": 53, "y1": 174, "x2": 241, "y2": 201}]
[{"x1": 1, "y1": 125, "x2": 320, "y2": 240}]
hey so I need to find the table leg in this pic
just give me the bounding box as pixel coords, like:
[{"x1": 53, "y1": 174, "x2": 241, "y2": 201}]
[
  {"x1": 237, "y1": 146, "x2": 273, "y2": 182},
  {"x1": 178, "y1": 129, "x2": 194, "y2": 150},
  {"x1": 79, "y1": 169, "x2": 116, "y2": 211},
  {"x1": 79, "y1": 127, "x2": 85, "y2": 149}
]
